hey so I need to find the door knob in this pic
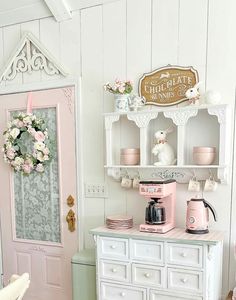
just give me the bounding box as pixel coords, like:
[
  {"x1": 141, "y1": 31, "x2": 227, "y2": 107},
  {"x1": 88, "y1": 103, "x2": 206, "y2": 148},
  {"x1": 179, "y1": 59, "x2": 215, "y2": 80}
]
[{"x1": 66, "y1": 209, "x2": 76, "y2": 232}]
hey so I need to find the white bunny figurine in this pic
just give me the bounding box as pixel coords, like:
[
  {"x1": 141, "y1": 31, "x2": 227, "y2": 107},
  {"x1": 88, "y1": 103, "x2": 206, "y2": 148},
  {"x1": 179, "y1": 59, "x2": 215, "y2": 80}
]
[
  {"x1": 185, "y1": 81, "x2": 221, "y2": 106},
  {"x1": 185, "y1": 82, "x2": 202, "y2": 105},
  {"x1": 152, "y1": 127, "x2": 176, "y2": 166}
]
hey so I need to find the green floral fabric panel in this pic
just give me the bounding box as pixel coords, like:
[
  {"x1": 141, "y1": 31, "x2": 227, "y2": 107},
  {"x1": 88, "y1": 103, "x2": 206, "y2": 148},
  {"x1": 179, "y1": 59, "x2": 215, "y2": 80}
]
[{"x1": 13, "y1": 108, "x2": 61, "y2": 243}]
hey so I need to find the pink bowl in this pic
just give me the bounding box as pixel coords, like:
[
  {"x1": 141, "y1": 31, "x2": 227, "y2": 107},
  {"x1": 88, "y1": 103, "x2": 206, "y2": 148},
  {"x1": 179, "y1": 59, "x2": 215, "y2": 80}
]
[
  {"x1": 120, "y1": 148, "x2": 140, "y2": 165},
  {"x1": 121, "y1": 148, "x2": 140, "y2": 154},
  {"x1": 193, "y1": 146, "x2": 216, "y2": 153},
  {"x1": 120, "y1": 154, "x2": 140, "y2": 165},
  {"x1": 193, "y1": 152, "x2": 215, "y2": 165}
]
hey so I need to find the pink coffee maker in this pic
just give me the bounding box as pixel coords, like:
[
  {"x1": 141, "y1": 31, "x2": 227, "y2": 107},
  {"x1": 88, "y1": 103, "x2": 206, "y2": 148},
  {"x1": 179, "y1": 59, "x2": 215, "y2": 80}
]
[{"x1": 139, "y1": 179, "x2": 176, "y2": 233}]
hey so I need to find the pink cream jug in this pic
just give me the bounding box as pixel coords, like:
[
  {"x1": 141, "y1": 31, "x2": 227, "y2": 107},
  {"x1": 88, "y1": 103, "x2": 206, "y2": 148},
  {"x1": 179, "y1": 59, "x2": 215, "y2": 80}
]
[{"x1": 186, "y1": 198, "x2": 217, "y2": 234}]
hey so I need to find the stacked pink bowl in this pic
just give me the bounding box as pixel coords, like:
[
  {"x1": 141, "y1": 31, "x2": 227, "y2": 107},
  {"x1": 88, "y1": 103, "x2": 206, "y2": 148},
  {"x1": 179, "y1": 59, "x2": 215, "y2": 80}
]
[
  {"x1": 120, "y1": 148, "x2": 140, "y2": 165},
  {"x1": 193, "y1": 147, "x2": 216, "y2": 165}
]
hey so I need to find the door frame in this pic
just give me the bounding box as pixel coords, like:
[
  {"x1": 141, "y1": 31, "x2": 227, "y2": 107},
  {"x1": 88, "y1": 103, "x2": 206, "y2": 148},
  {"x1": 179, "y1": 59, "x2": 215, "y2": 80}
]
[
  {"x1": 0, "y1": 78, "x2": 85, "y2": 250},
  {"x1": 229, "y1": 93, "x2": 236, "y2": 290}
]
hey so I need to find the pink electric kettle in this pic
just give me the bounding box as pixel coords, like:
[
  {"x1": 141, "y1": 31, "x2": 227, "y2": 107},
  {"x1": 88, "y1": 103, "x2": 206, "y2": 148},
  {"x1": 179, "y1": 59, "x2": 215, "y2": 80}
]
[{"x1": 186, "y1": 198, "x2": 217, "y2": 234}]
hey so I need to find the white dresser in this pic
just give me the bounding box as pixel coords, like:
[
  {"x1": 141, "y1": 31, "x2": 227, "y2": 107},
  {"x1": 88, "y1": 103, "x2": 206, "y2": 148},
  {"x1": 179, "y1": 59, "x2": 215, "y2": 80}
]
[{"x1": 91, "y1": 226, "x2": 224, "y2": 300}]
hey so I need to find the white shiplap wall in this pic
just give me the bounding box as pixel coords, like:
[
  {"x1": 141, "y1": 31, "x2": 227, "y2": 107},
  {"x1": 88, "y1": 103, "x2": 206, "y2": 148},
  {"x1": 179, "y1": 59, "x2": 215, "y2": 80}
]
[{"x1": 0, "y1": 0, "x2": 236, "y2": 297}]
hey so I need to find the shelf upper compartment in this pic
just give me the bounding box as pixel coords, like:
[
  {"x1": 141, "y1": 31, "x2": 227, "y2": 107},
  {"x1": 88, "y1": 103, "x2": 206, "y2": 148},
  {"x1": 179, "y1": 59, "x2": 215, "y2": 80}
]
[{"x1": 104, "y1": 103, "x2": 230, "y2": 183}]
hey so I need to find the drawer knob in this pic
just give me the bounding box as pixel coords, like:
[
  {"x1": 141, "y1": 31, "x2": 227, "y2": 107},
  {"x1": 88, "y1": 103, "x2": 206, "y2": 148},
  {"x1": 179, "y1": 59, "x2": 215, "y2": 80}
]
[
  {"x1": 110, "y1": 245, "x2": 116, "y2": 249},
  {"x1": 181, "y1": 252, "x2": 187, "y2": 257},
  {"x1": 144, "y1": 273, "x2": 150, "y2": 278},
  {"x1": 181, "y1": 278, "x2": 188, "y2": 283},
  {"x1": 120, "y1": 292, "x2": 126, "y2": 297},
  {"x1": 112, "y1": 268, "x2": 117, "y2": 273}
]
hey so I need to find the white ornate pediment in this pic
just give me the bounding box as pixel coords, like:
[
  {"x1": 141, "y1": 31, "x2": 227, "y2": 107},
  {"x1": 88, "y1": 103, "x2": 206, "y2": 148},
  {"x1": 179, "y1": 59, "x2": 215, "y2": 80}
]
[{"x1": 0, "y1": 32, "x2": 68, "y2": 82}]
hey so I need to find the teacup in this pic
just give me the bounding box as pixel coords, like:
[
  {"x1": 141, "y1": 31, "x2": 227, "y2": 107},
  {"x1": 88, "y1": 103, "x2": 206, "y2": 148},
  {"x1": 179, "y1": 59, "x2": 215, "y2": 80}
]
[
  {"x1": 204, "y1": 177, "x2": 218, "y2": 192},
  {"x1": 188, "y1": 176, "x2": 200, "y2": 192},
  {"x1": 121, "y1": 176, "x2": 132, "y2": 188},
  {"x1": 132, "y1": 176, "x2": 140, "y2": 189}
]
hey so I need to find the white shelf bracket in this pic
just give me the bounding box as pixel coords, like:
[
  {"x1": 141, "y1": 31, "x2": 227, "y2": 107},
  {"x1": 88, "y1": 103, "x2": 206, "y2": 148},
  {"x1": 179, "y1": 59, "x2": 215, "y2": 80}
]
[
  {"x1": 127, "y1": 112, "x2": 158, "y2": 165},
  {"x1": 164, "y1": 109, "x2": 198, "y2": 165},
  {"x1": 105, "y1": 115, "x2": 120, "y2": 166},
  {"x1": 208, "y1": 106, "x2": 230, "y2": 183},
  {"x1": 217, "y1": 168, "x2": 228, "y2": 184}
]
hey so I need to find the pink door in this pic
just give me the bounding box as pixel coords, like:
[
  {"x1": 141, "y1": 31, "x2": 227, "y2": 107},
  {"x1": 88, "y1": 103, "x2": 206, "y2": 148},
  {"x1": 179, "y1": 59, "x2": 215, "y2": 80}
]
[{"x1": 0, "y1": 87, "x2": 78, "y2": 300}]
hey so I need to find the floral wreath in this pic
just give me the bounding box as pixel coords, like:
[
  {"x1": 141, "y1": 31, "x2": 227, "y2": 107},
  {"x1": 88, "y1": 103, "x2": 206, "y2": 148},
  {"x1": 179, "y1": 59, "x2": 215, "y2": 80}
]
[{"x1": 2, "y1": 112, "x2": 50, "y2": 174}]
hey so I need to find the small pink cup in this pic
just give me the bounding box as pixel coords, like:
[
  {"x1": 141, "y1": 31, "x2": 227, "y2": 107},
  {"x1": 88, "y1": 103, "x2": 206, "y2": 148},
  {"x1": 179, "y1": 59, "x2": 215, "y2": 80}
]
[
  {"x1": 193, "y1": 147, "x2": 216, "y2": 165},
  {"x1": 120, "y1": 148, "x2": 140, "y2": 165}
]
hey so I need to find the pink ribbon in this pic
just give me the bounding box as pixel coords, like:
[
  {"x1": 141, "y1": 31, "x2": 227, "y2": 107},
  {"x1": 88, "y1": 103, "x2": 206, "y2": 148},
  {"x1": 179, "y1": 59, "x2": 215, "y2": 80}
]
[{"x1": 27, "y1": 92, "x2": 33, "y2": 114}]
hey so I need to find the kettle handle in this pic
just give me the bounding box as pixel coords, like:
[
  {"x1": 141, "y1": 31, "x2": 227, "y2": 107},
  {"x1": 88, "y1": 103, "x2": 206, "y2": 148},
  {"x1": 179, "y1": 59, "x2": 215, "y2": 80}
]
[{"x1": 203, "y1": 200, "x2": 218, "y2": 222}]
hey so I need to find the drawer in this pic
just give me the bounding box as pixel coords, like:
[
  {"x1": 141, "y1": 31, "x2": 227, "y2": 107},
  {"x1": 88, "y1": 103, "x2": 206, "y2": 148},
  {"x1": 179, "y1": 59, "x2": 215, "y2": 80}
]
[
  {"x1": 167, "y1": 243, "x2": 203, "y2": 268},
  {"x1": 150, "y1": 289, "x2": 202, "y2": 300},
  {"x1": 100, "y1": 282, "x2": 146, "y2": 300},
  {"x1": 131, "y1": 240, "x2": 164, "y2": 264},
  {"x1": 168, "y1": 268, "x2": 203, "y2": 294},
  {"x1": 100, "y1": 260, "x2": 130, "y2": 283},
  {"x1": 132, "y1": 263, "x2": 165, "y2": 288},
  {"x1": 99, "y1": 237, "x2": 129, "y2": 260}
]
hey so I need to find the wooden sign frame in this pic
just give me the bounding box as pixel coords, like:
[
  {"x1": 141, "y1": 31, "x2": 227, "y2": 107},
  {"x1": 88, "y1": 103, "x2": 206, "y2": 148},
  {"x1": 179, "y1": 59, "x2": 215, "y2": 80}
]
[{"x1": 139, "y1": 65, "x2": 199, "y2": 106}]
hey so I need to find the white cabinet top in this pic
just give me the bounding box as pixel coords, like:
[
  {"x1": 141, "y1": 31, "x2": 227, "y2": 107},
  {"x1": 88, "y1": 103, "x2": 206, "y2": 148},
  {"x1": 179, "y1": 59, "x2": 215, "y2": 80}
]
[{"x1": 91, "y1": 226, "x2": 224, "y2": 245}]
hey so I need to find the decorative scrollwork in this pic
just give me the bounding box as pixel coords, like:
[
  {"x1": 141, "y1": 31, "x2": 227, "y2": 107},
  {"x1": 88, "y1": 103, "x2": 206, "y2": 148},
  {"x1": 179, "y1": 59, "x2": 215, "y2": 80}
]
[
  {"x1": 62, "y1": 87, "x2": 73, "y2": 113},
  {"x1": 1, "y1": 35, "x2": 67, "y2": 81},
  {"x1": 127, "y1": 112, "x2": 158, "y2": 128},
  {"x1": 151, "y1": 170, "x2": 184, "y2": 180},
  {"x1": 164, "y1": 109, "x2": 198, "y2": 126}
]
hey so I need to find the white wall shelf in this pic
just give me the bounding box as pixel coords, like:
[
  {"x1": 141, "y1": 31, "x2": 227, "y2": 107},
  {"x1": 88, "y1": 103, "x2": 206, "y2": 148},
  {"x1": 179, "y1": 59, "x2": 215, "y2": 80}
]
[{"x1": 104, "y1": 104, "x2": 230, "y2": 183}]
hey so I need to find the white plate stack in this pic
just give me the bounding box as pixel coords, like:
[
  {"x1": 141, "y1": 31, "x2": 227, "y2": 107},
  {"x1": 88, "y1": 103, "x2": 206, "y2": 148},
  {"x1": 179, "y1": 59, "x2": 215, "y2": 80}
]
[{"x1": 106, "y1": 215, "x2": 133, "y2": 230}]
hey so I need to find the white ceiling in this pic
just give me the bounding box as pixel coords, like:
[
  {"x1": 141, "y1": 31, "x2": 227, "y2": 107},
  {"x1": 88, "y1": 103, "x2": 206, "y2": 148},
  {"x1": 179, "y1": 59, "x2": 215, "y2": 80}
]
[
  {"x1": 0, "y1": 0, "x2": 108, "y2": 27},
  {"x1": 0, "y1": 0, "x2": 52, "y2": 27},
  {"x1": 0, "y1": 0, "x2": 42, "y2": 12}
]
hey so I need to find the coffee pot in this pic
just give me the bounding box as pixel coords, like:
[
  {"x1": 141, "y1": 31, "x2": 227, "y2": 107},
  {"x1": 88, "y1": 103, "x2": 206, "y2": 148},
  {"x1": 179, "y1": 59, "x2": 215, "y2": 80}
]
[
  {"x1": 186, "y1": 197, "x2": 217, "y2": 234},
  {"x1": 139, "y1": 180, "x2": 176, "y2": 234},
  {"x1": 145, "y1": 199, "x2": 166, "y2": 225}
]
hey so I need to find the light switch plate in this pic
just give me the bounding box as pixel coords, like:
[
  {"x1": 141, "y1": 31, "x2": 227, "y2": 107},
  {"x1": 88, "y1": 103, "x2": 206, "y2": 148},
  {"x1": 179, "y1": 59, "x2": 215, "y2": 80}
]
[{"x1": 85, "y1": 183, "x2": 108, "y2": 198}]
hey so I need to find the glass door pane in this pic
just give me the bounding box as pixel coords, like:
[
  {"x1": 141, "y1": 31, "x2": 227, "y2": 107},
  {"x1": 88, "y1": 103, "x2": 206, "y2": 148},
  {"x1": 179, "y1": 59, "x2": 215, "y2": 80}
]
[{"x1": 13, "y1": 107, "x2": 61, "y2": 243}]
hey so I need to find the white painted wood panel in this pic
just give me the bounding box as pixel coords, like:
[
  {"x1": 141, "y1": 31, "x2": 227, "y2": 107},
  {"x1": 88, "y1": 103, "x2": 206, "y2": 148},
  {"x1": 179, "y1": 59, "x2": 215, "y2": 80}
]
[
  {"x1": 152, "y1": 0, "x2": 179, "y2": 68},
  {"x1": 103, "y1": 0, "x2": 127, "y2": 220},
  {"x1": 103, "y1": 0, "x2": 126, "y2": 98},
  {"x1": 60, "y1": 11, "x2": 81, "y2": 76},
  {"x1": 20, "y1": 20, "x2": 41, "y2": 83},
  {"x1": 3, "y1": 24, "x2": 22, "y2": 86},
  {"x1": 81, "y1": 5, "x2": 104, "y2": 181},
  {"x1": 178, "y1": 0, "x2": 208, "y2": 85},
  {"x1": 40, "y1": 17, "x2": 61, "y2": 81},
  {"x1": 0, "y1": 28, "x2": 4, "y2": 70},
  {"x1": 206, "y1": 0, "x2": 236, "y2": 293},
  {"x1": 126, "y1": 0, "x2": 152, "y2": 93},
  {"x1": 81, "y1": 5, "x2": 105, "y2": 248},
  {"x1": 206, "y1": 0, "x2": 236, "y2": 103},
  {"x1": 0, "y1": 28, "x2": 5, "y2": 87}
]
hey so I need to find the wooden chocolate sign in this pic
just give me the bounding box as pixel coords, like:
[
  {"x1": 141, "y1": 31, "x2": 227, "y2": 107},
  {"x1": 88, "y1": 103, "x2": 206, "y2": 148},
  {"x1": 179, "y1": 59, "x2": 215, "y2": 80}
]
[{"x1": 139, "y1": 65, "x2": 199, "y2": 106}]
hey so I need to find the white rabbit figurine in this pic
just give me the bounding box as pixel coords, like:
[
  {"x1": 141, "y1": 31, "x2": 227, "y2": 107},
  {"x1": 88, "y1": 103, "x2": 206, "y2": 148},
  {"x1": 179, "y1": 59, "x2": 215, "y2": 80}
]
[
  {"x1": 185, "y1": 82, "x2": 202, "y2": 105},
  {"x1": 152, "y1": 127, "x2": 176, "y2": 166},
  {"x1": 185, "y1": 81, "x2": 221, "y2": 106}
]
